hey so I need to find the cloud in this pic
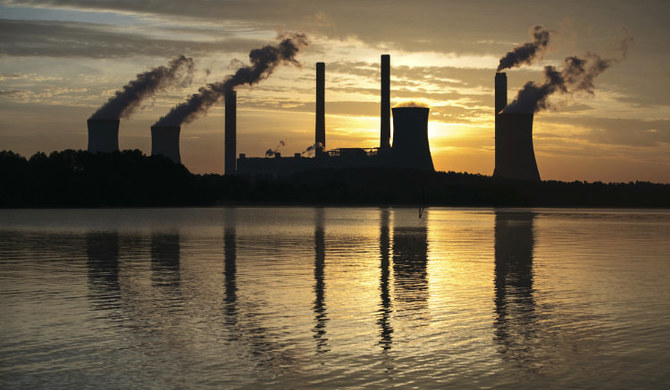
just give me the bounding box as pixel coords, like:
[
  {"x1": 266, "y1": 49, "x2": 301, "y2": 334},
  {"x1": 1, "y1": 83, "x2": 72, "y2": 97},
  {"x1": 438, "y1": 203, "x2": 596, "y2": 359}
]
[
  {"x1": 0, "y1": 18, "x2": 264, "y2": 58},
  {"x1": 545, "y1": 116, "x2": 670, "y2": 147}
]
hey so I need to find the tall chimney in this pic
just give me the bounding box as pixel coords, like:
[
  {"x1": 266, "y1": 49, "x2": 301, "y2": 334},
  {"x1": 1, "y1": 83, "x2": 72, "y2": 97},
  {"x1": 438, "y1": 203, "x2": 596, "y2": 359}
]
[
  {"x1": 225, "y1": 90, "x2": 236, "y2": 175},
  {"x1": 495, "y1": 72, "x2": 507, "y2": 115},
  {"x1": 380, "y1": 54, "x2": 391, "y2": 150},
  {"x1": 494, "y1": 72, "x2": 507, "y2": 177},
  {"x1": 151, "y1": 125, "x2": 181, "y2": 164},
  {"x1": 87, "y1": 119, "x2": 119, "y2": 153},
  {"x1": 315, "y1": 62, "x2": 325, "y2": 157}
]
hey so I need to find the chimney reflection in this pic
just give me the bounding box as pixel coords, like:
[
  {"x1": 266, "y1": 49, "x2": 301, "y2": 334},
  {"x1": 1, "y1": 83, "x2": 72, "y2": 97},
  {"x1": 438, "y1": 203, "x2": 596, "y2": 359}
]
[
  {"x1": 493, "y1": 210, "x2": 537, "y2": 363},
  {"x1": 224, "y1": 208, "x2": 238, "y2": 326},
  {"x1": 378, "y1": 208, "x2": 393, "y2": 350},
  {"x1": 392, "y1": 222, "x2": 429, "y2": 308},
  {"x1": 313, "y1": 208, "x2": 329, "y2": 352},
  {"x1": 150, "y1": 233, "x2": 180, "y2": 289},
  {"x1": 86, "y1": 232, "x2": 121, "y2": 310}
]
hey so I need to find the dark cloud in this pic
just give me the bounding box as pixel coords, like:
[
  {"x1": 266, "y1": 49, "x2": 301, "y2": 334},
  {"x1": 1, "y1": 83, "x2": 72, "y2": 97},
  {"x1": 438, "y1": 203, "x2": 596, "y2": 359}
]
[
  {"x1": 0, "y1": 18, "x2": 263, "y2": 58},
  {"x1": 0, "y1": 89, "x2": 22, "y2": 96},
  {"x1": 0, "y1": 0, "x2": 568, "y2": 55}
]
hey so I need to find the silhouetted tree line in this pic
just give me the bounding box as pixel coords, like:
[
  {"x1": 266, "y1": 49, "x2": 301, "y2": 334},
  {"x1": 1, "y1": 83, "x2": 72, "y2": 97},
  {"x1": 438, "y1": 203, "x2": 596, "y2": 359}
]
[{"x1": 1, "y1": 149, "x2": 669, "y2": 208}]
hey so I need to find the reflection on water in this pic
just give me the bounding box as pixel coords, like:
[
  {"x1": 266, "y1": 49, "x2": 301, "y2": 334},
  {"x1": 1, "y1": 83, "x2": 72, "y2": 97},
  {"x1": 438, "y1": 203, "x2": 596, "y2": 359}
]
[
  {"x1": 392, "y1": 222, "x2": 429, "y2": 308},
  {"x1": 2, "y1": 207, "x2": 670, "y2": 389},
  {"x1": 313, "y1": 208, "x2": 329, "y2": 353},
  {"x1": 86, "y1": 232, "x2": 120, "y2": 311},
  {"x1": 378, "y1": 208, "x2": 393, "y2": 351},
  {"x1": 151, "y1": 233, "x2": 181, "y2": 290},
  {"x1": 223, "y1": 208, "x2": 237, "y2": 326},
  {"x1": 493, "y1": 210, "x2": 537, "y2": 367}
]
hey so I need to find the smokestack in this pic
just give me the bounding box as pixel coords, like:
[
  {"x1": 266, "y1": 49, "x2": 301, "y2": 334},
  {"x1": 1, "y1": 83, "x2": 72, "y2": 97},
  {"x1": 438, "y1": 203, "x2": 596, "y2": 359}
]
[
  {"x1": 380, "y1": 54, "x2": 391, "y2": 150},
  {"x1": 495, "y1": 72, "x2": 507, "y2": 115},
  {"x1": 224, "y1": 90, "x2": 237, "y2": 175},
  {"x1": 87, "y1": 119, "x2": 119, "y2": 153},
  {"x1": 315, "y1": 62, "x2": 325, "y2": 156},
  {"x1": 225, "y1": 90, "x2": 236, "y2": 175},
  {"x1": 493, "y1": 113, "x2": 540, "y2": 181},
  {"x1": 151, "y1": 126, "x2": 181, "y2": 164},
  {"x1": 391, "y1": 107, "x2": 434, "y2": 171}
]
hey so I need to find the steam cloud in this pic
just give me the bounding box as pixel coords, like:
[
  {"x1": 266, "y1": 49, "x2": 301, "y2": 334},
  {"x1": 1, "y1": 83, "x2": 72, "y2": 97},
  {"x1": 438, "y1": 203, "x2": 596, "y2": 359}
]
[
  {"x1": 393, "y1": 101, "x2": 430, "y2": 108},
  {"x1": 504, "y1": 37, "x2": 632, "y2": 114},
  {"x1": 497, "y1": 26, "x2": 551, "y2": 71},
  {"x1": 154, "y1": 33, "x2": 309, "y2": 127},
  {"x1": 265, "y1": 140, "x2": 286, "y2": 157},
  {"x1": 89, "y1": 55, "x2": 194, "y2": 120}
]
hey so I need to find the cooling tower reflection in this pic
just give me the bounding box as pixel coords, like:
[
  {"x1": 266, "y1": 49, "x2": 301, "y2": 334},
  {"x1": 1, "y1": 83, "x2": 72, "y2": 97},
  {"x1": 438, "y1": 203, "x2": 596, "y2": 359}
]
[
  {"x1": 86, "y1": 232, "x2": 121, "y2": 311},
  {"x1": 493, "y1": 210, "x2": 537, "y2": 365},
  {"x1": 392, "y1": 222, "x2": 429, "y2": 308},
  {"x1": 150, "y1": 232, "x2": 181, "y2": 290}
]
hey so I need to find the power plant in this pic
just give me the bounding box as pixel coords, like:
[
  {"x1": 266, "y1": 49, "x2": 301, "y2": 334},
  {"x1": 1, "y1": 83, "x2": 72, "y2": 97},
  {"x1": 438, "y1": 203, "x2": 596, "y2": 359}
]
[
  {"x1": 493, "y1": 72, "x2": 541, "y2": 181},
  {"x1": 85, "y1": 55, "x2": 544, "y2": 182},
  {"x1": 235, "y1": 54, "x2": 436, "y2": 178},
  {"x1": 151, "y1": 125, "x2": 181, "y2": 164},
  {"x1": 87, "y1": 119, "x2": 120, "y2": 153}
]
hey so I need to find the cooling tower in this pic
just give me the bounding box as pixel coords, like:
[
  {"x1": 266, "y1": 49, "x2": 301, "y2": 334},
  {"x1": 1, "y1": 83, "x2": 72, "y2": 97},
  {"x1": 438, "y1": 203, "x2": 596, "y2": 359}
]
[
  {"x1": 151, "y1": 126, "x2": 181, "y2": 164},
  {"x1": 315, "y1": 62, "x2": 325, "y2": 156},
  {"x1": 380, "y1": 54, "x2": 391, "y2": 151},
  {"x1": 87, "y1": 119, "x2": 119, "y2": 153},
  {"x1": 391, "y1": 107, "x2": 434, "y2": 171},
  {"x1": 225, "y1": 90, "x2": 236, "y2": 175},
  {"x1": 493, "y1": 113, "x2": 541, "y2": 181}
]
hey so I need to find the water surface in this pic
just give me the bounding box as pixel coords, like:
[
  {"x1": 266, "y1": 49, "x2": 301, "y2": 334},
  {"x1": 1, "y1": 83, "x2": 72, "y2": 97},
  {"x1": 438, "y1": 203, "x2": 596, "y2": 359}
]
[{"x1": 1, "y1": 207, "x2": 669, "y2": 389}]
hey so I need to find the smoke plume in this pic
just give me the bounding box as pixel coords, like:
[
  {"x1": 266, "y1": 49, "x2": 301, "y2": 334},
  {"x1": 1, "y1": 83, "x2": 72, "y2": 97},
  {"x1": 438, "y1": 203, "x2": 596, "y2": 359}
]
[
  {"x1": 301, "y1": 142, "x2": 323, "y2": 156},
  {"x1": 154, "y1": 33, "x2": 309, "y2": 127},
  {"x1": 89, "y1": 55, "x2": 194, "y2": 120},
  {"x1": 497, "y1": 26, "x2": 551, "y2": 72},
  {"x1": 265, "y1": 140, "x2": 286, "y2": 157},
  {"x1": 503, "y1": 49, "x2": 626, "y2": 114}
]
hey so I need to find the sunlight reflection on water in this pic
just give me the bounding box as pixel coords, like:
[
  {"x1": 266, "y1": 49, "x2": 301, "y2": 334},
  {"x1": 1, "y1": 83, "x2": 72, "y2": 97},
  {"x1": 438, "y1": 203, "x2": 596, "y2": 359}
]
[{"x1": 1, "y1": 207, "x2": 669, "y2": 389}]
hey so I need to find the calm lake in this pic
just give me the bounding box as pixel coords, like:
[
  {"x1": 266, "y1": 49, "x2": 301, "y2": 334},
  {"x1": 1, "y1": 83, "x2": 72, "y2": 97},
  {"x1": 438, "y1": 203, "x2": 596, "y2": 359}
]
[{"x1": 1, "y1": 207, "x2": 669, "y2": 389}]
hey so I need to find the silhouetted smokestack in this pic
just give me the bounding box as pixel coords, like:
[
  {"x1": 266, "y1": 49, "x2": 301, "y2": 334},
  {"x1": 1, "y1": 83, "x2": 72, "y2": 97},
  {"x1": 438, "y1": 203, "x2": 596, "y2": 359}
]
[
  {"x1": 495, "y1": 72, "x2": 507, "y2": 115},
  {"x1": 391, "y1": 107, "x2": 434, "y2": 171},
  {"x1": 315, "y1": 62, "x2": 325, "y2": 156},
  {"x1": 493, "y1": 113, "x2": 540, "y2": 181},
  {"x1": 225, "y1": 90, "x2": 236, "y2": 175},
  {"x1": 380, "y1": 54, "x2": 391, "y2": 150},
  {"x1": 87, "y1": 119, "x2": 119, "y2": 153},
  {"x1": 151, "y1": 125, "x2": 181, "y2": 164}
]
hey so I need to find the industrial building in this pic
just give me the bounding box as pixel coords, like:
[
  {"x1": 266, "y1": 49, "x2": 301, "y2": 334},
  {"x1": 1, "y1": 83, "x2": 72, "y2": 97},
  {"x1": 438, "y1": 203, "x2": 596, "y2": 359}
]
[
  {"x1": 235, "y1": 54, "x2": 435, "y2": 178},
  {"x1": 493, "y1": 72, "x2": 541, "y2": 181}
]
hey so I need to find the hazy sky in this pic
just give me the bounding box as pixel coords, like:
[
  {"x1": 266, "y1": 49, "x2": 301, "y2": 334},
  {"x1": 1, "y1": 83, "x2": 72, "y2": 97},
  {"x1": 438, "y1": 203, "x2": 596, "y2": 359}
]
[{"x1": 1, "y1": 0, "x2": 668, "y2": 182}]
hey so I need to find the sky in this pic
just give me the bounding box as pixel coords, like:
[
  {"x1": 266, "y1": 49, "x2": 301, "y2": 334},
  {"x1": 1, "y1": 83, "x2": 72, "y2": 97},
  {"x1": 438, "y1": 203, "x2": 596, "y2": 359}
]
[{"x1": 0, "y1": 0, "x2": 668, "y2": 183}]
